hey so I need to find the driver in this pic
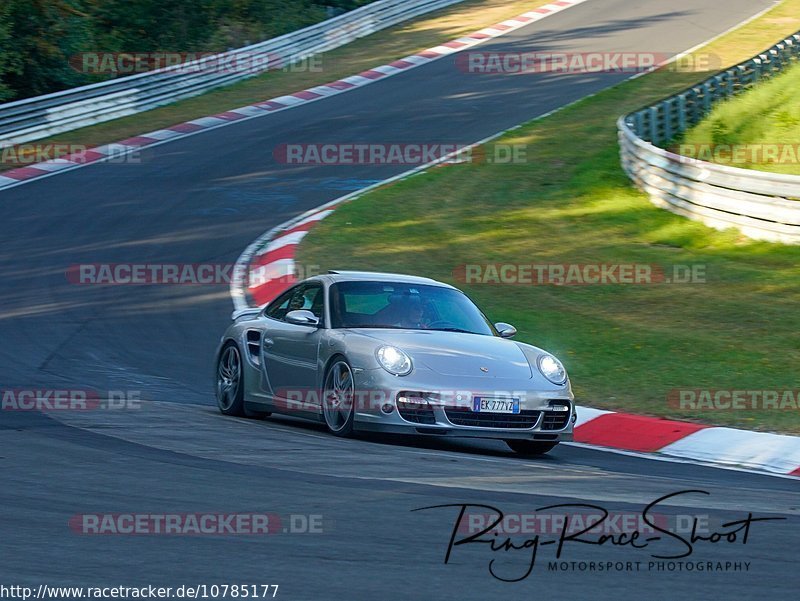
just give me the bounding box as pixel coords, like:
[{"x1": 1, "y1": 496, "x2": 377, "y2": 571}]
[
  {"x1": 397, "y1": 296, "x2": 426, "y2": 329},
  {"x1": 288, "y1": 293, "x2": 306, "y2": 312}
]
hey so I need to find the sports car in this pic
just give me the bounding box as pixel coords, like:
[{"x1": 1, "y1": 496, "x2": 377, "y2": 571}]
[{"x1": 215, "y1": 271, "x2": 575, "y2": 454}]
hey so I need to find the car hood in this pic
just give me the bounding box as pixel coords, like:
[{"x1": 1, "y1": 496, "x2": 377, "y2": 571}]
[{"x1": 355, "y1": 329, "x2": 533, "y2": 379}]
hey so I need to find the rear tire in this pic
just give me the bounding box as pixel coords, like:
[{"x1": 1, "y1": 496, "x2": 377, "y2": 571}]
[{"x1": 505, "y1": 440, "x2": 558, "y2": 455}]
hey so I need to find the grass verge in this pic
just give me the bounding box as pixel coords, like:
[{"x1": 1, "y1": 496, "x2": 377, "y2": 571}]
[
  {"x1": 1, "y1": 0, "x2": 554, "y2": 173},
  {"x1": 677, "y1": 60, "x2": 800, "y2": 176},
  {"x1": 298, "y1": 0, "x2": 800, "y2": 433}
]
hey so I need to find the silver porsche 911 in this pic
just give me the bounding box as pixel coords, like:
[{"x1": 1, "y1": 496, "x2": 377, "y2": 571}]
[{"x1": 215, "y1": 271, "x2": 575, "y2": 455}]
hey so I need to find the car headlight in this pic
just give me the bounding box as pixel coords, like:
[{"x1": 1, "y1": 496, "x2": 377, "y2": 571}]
[
  {"x1": 537, "y1": 354, "x2": 567, "y2": 385},
  {"x1": 376, "y1": 346, "x2": 413, "y2": 376}
]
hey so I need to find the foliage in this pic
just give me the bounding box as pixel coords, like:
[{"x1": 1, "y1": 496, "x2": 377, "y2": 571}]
[{"x1": 0, "y1": 0, "x2": 377, "y2": 101}]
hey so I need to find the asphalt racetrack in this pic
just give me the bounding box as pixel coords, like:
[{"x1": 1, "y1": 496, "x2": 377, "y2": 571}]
[{"x1": 1, "y1": 1, "x2": 796, "y2": 599}]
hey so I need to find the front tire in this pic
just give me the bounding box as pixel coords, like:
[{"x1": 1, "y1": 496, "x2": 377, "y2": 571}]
[
  {"x1": 505, "y1": 440, "x2": 558, "y2": 455},
  {"x1": 322, "y1": 359, "x2": 356, "y2": 437},
  {"x1": 216, "y1": 342, "x2": 245, "y2": 416}
]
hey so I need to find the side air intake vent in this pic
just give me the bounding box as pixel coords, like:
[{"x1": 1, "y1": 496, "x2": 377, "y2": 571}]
[{"x1": 245, "y1": 330, "x2": 262, "y2": 366}]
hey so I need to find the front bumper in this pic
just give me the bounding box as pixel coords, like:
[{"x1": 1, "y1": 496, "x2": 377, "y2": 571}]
[{"x1": 352, "y1": 367, "x2": 575, "y2": 441}]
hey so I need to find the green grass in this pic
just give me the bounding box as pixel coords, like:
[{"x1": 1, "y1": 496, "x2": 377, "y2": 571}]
[
  {"x1": 0, "y1": 0, "x2": 550, "y2": 172},
  {"x1": 677, "y1": 61, "x2": 800, "y2": 176},
  {"x1": 298, "y1": 1, "x2": 800, "y2": 433}
]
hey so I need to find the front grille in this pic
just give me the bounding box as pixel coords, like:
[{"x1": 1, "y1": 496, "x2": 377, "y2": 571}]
[
  {"x1": 541, "y1": 410, "x2": 570, "y2": 430},
  {"x1": 444, "y1": 407, "x2": 541, "y2": 429},
  {"x1": 397, "y1": 398, "x2": 436, "y2": 424}
]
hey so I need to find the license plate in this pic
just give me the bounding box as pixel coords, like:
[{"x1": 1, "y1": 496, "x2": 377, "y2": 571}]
[{"x1": 472, "y1": 397, "x2": 520, "y2": 414}]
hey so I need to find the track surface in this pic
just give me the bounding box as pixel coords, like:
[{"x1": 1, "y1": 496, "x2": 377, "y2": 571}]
[{"x1": 1, "y1": 1, "x2": 796, "y2": 599}]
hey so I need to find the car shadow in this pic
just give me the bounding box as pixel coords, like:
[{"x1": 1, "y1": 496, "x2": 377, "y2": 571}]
[{"x1": 260, "y1": 412, "x2": 561, "y2": 463}]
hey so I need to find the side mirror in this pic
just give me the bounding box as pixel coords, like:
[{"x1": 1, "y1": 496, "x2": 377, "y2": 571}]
[
  {"x1": 494, "y1": 322, "x2": 517, "y2": 338},
  {"x1": 286, "y1": 310, "x2": 320, "y2": 327}
]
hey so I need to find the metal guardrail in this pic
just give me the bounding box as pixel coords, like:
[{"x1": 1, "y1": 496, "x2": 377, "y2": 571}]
[
  {"x1": 0, "y1": 0, "x2": 465, "y2": 145},
  {"x1": 618, "y1": 32, "x2": 800, "y2": 243}
]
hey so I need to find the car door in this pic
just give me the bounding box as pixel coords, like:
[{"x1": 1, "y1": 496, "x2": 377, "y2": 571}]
[{"x1": 261, "y1": 283, "x2": 325, "y2": 406}]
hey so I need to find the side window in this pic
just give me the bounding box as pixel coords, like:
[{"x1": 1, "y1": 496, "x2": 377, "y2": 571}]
[
  {"x1": 296, "y1": 285, "x2": 324, "y2": 322},
  {"x1": 264, "y1": 286, "x2": 300, "y2": 321},
  {"x1": 264, "y1": 284, "x2": 324, "y2": 323}
]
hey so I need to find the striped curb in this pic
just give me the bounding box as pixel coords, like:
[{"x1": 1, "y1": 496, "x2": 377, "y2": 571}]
[
  {"x1": 0, "y1": 0, "x2": 588, "y2": 192},
  {"x1": 575, "y1": 410, "x2": 800, "y2": 476}
]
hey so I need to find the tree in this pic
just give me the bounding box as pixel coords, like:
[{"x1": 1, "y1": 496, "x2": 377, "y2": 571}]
[
  {"x1": 0, "y1": 2, "x2": 19, "y2": 101},
  {"x1": 0, "y1": 0, "x2": 381, "y2": 102},
  {"x1": 3, "y1": 0, "x2": 95, "y2": 99}
]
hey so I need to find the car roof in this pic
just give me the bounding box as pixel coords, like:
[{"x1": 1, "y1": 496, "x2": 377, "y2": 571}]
[{"x1": 320, "y1": 270, "x2": 455, "y2": 288}]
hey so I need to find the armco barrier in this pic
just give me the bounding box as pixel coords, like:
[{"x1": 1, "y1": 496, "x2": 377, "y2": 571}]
[
  {"x1": 0, "y1": 0, "x2": 465, "y2": 145},
  {"x1": 618, "y1": 32, "x2": 800, "y2": 243}
]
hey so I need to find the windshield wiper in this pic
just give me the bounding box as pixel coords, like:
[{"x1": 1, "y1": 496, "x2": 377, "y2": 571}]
[{"x1": 427, "y1": 327, "x2": 479, "y2": 334}]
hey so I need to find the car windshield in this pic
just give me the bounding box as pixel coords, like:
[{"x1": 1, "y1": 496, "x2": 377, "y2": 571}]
[{"x1": 329, "y1": 280, "x2": 496, "y2": 335}]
